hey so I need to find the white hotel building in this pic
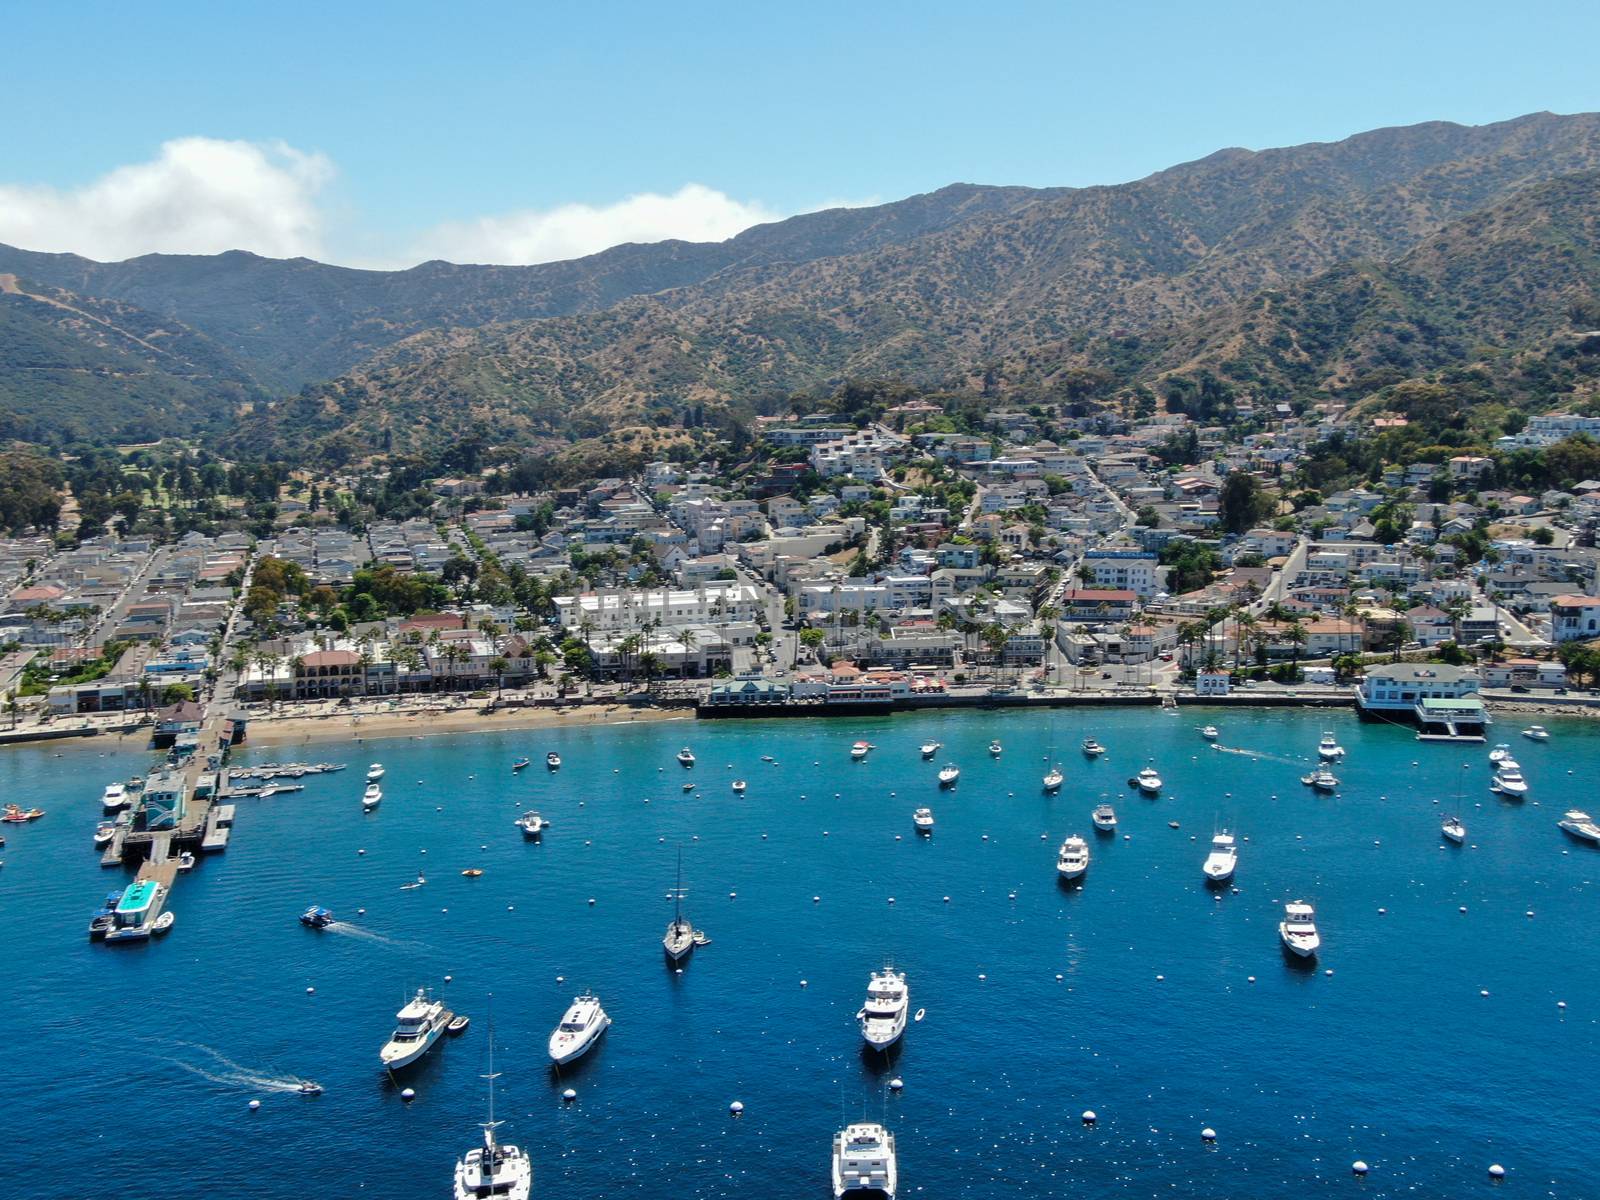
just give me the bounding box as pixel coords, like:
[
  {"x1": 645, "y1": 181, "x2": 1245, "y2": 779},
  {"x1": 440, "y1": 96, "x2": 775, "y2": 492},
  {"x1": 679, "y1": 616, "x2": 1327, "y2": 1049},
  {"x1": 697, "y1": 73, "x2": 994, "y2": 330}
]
[{"x1": 553, "y1": 584, "x2": 762, "y2": 633}]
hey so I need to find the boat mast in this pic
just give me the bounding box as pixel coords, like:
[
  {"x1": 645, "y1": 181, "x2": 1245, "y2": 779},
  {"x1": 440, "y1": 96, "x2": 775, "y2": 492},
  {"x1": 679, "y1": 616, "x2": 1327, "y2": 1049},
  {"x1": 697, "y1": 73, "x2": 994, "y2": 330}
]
[
  {"x1": 481, "y1": 1004, "x2": 503, "y2": 1163},
  {"x1": 674, "y1": 845, "x2": 684, "y2": 928}
]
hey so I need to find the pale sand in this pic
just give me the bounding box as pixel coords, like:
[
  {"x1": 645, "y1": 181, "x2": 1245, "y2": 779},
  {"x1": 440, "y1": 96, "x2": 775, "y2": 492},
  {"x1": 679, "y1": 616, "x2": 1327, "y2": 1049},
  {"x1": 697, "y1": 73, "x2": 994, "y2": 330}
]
[{"x1": 243, "y1": 703, "x2": 691, "y2": 748}]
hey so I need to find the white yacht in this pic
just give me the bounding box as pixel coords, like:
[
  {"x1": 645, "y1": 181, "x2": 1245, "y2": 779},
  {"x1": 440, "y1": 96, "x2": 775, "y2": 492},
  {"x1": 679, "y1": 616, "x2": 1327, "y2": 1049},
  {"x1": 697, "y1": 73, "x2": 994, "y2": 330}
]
[
  {"x1": 1488, "y1": 743, "x2": 1512, "y2": 764},
  {"x1": 1202, "y1": 832, "x2": 1238, "y2": 884},
  {"x1": 1056, "y1": 835, "x2": 1090, "y2": 881},
  {"x1": 832, "y1": 1122, "x2": 897, "y2": 1199},
  {"x1": 363, "y1": 783, "x2": 383, "y2": 811},
  {"x1": 912, "y1": 807, "x2": 934, "y2": 833},
  {"x1": 937, "y1": 764, "x2": 960, "y2": 787},
  {"x1": 1091, "y1": 803, "x2": 1117, "y2": 832},
  {"x1": 1279, "y1": 902, "x2": 1321, "y2": 958},
  {"x1": 515, "y1": 811, "x2": 545, "y2": 839},
  {"x1": 379, "y1": 988, "x2": 451, "y2": 1071},
  {"x1": 366, "y1": 763, "x2": 385, "y2": 782},
  {"x1": 1316, "y1": 732, "x2": 1345, "y2": 760},
  {"x1": 548, "y1": 995, "x2": 609, "y2": 1065},
  {"x1": 1042, "y1": 766, "x2": 1064, "y2": 793},
  {"x1": 1301, "y1": 767, "x2": 1339, "y2": 792},
  {"x1": 1522, "y1": 725, "x2": 1551, "y2": 742},
  {"x1": 857, "y1": 967, "x2": 909, "y2": 1050},
  {"x1": 1441, "y1": 815, "x2": 1466, "y2": 845},
  {"x1": 452, "y1": 1031, "x2": 532, "y2": 1200},
  {"x1": 663, "y1": 852, "x2": 695, "y2": 964},
  {"x1": 1490, "y1": 765, "x2": 1529, "y2": 798},
  {"x1": 1081, "y1": 738, "x2": 1105, "y2": 758},
  {"x1": 1134, "y1": 766, "x2": 1162, "y2": 795},
  {"x1": 919, "y1": 741, "x2": 940, "y2": 759},
  {"x1": 676, "y1": 747, "x2": 696, "y2": 767},
  {"x1": 101, "y1": 782, "x2": 129, "y2": 811},
  {"x1": 988, "y1": 740, "x2": 1003, "y2": 757},
  {"x1": 1199, "y1": 725, "x2": 1219, "y2": 741},
  {"x1": 1557, "y1": 810, "x2": 1600, "y2": 845},
  {"x1": 851, "y1": 741, "x2": 872, "y2": 761}
]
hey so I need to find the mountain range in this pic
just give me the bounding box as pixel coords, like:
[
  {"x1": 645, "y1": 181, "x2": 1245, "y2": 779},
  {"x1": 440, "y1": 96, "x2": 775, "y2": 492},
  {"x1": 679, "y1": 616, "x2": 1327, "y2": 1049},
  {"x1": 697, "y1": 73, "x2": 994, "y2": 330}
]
[{"x1": 3, "y1": 110, "x2": 1600, "y2": 460}]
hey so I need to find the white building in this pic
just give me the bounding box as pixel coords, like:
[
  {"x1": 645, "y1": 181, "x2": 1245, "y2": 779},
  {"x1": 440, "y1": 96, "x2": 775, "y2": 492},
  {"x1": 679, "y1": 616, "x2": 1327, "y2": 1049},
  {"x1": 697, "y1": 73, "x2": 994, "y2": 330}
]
[{"x1": 553, "y1": 584, "x2": 761, "y2": 632}]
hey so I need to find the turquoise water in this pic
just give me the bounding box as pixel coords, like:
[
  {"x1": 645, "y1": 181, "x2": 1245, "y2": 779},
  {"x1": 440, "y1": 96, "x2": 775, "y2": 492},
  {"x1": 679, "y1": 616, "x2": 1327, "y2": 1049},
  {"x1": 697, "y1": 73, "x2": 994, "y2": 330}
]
[{"x1": 1, "y1": 707, "x2": 1597, "y2": 1198}]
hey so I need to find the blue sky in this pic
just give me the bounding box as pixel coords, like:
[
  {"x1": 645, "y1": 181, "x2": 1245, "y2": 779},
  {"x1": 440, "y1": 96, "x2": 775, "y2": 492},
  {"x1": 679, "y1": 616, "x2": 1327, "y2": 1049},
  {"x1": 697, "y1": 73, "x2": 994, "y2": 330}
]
[{"x1": 3, "y1": 0, "x2": 1598, "y2": 266}]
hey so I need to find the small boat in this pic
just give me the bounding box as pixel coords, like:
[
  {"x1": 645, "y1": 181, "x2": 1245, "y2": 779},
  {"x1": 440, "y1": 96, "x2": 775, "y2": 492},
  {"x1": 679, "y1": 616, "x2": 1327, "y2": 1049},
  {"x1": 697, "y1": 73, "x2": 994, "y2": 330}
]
[
  {"x1": 177, "y1": 851, "x2": 196, "y2": 872},
  {"x1": 1301, "y1": 767, "x2": 1339, "y2": 792},
  {"x1": 1056, "y1": 835, "x2": 1090, "y2": 881},
  {"x1": 1092, "y1": 804, "x2": 1117, "y2": 832},
  {"x1": 362, "y1": 783, "x2": 383, "y2": 811},
  {"x1": 1042, "y1": 766, "x2": 1063, "y2": 793},
  {"x1": 912, "y1": 807, "x2": 934, "y2": 832},
  {"x1": 1133, "y1": 766, "x2": 1161, "y2": 795},
  {"x1": 832, "y1": 1121, "x2": 898, "y2": 1199},
  {"x1": 2, "y1": 805, "x2": 44, "y2": 823},
  {"x1": 1199, "y1": 725, "x2": 1219, "y2": 741},
  {"x1": 515, "y1": 811, "x2": 546, "y2": 839},
  {"x1": 731, "y1": 779, "x2": 747, "y2": 794},
  {"x1": 1168, "y1": 820, "x2": 1181, "y2": 829},
  {"x1": 366, "y1": 763, "x2": 386, "y2": 782},
  {"x1": 152, "y1": 910, "x2": 175, "y2": 935},
  {"x1": 102, "y1": 782, "x2": 129, "y2": 810},
  {"x1": 511, "y1": 757, "x2": 531, "y2": 772},
  {"x1": 448, "y1": 1014, "x2": 471, "y2": 1034},
  {"x1": 87, "y1": 890, "x2": 123, "y2": 940},
  {"x1": 380, "y1": 987, "x2": 451, "y2": 1070},
  {"x1": 1081, "y1": 738, "x2": 1105, "y2": 758},
  {"x1": 461, "y1": 868, "x2": 484, "y2": 878},
  {"x1": 1490, "y1": 766, "x2": 1529, "y2": 798},
  {"x1": 677, "y1": 747, "x2": 696, "y2": 767},
  {"x1": 1279, "y1": 901, "x2": 1321, "y2": 958},
  {"x1": 546, "y1": 752, "x2": 561, "y2": 770},
  {"x1": 400, "y1": 874, "x2": 427, "y2": 891},
  {"x1": 989, "y1": 740, "x2": 1003, "y2": 757},
  {"x1": 1441, "y1": 816, "x2": 1466, "y2": 845},
  {"x1": 93, "y1": 821, "x2": 117, "y2": 848},
  {"x1": 1488, "y1": 743, "x2": 1512, "y2": 764},
  {"x1": 548, "y1": 994, "x2": 610, "y2": 1064},
  {"x1": 1316, "y1": 732, "x2": 1346, "y2": 760},
  {"x1": 919, "y1": 741, "x2": 940, "y2": 759},
  {"x1": 857, "y1": 967, "x2": 909, "y2": 1050},
  {"x1": 937, "y1": 764, "x2": 960, "y2": 787},
  {"x1": 298, "y1": 1081, "x2": 324, "y2": 1096},
  {"x1": 1202, "y1": 832, "x2": 1237, "y2": 884},
  {"x1": 1522, "y1": 725, "x2": 1551, "y2": 742},
  {"x1": 682, "y1": 781, "x2": 696, "y2": 792},
  {"x1": 851, "y1": 740, "x2": 872, "y2": 761},
  {"x1": 300, "y1": 905, "x2": 336, "y2": 929},
  {"x1": 1557, "y1": 809, "x2": 1600, "y2": 845},
  {"x1": 761, "y1": 754, "x2": 776, "y2": 763}
]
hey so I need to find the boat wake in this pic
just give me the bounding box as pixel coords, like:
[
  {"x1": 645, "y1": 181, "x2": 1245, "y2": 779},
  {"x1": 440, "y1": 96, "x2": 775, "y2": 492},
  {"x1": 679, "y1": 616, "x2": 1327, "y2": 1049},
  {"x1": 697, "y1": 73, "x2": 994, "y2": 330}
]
[
  {"x1": 166, "y1": 1042, "x2": 306, "y2": 1092},
  {"x1": 324, "y1": 920, "x2": 417, "y2": 948},
  {"x1": 1208, "y1": 744, "x2": 1305, "y2": 768}
]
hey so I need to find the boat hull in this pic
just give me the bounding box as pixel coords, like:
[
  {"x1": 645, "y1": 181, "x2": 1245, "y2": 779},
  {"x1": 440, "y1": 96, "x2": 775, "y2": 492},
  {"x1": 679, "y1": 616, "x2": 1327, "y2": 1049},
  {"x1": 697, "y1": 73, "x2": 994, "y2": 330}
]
[
  {"x1": 380, "y1": 1025, "x2": 444, "y2": 1072},
  {"x1": 548, "y1": 1022, "x2": 608, "y2": 1065}
]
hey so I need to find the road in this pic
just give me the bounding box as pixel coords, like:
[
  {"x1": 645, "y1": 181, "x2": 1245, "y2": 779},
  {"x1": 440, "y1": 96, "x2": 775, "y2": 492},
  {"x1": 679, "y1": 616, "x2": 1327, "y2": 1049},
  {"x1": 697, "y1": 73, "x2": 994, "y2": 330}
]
[{"x1": 88, "y1": 546, "x2": 166, "y2": 648}]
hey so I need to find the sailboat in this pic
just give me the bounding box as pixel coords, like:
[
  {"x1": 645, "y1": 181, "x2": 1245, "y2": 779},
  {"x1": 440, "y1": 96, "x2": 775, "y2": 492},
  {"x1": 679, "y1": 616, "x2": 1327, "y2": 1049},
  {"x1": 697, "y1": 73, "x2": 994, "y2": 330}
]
[
  {"x1": 452, "y1": 1018, "x2": 532, "y2": 1200},
  {"x1": 663, "y1": 848, "x2": 696, "y2": 963}
]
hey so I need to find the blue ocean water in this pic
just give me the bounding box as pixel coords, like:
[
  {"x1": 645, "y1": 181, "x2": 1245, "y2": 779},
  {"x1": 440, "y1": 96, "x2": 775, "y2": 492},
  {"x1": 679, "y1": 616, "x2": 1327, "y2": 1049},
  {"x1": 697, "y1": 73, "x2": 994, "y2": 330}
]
[{"x1": 1, "y1": 707, "x2": 1597, "y2": 1199}]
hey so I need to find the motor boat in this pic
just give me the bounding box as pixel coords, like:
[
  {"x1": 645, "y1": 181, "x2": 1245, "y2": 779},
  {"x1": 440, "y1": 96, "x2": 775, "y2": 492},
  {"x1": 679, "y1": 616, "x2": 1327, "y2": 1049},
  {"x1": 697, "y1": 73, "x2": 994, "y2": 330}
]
[
  {"x1": 919, "y1": 741, "x2": 940, "y2": 759},
  {"x1": 87, "y1": 890, "x2": 123, "y2": 940},
  {"x1": 93, "y1": 820, "x2": 116, "y2": 848},
  {"x1": 177, "y1": 851, "x2": 196, "y2": 872},
  {"x1": 102, "y1": 782, "x2": 129, "y2": 810},
  {"x1": 546, "y1": 752, "x2": 561, "y2": 770},
  {"x1": 857, "y1": 968, "x2": 909, "y2": 1050},
  {"x1": 682, "y1": 782, "x2": 696, "y2": 793},
  {"x1": 912, "y1": 807, "x2": 934, "y2": 833},
  {"x1": 1488, "y1": 743, "x2": 1512, "y2": 764},
  {"x1": 1301, "y1": 767, "x2": 1339, "y2": 792},
  {"x1": 1557, "y1": 810, "x2": 1600, "y2": 845},
  {"x1": 1133, "y1": 766, "x2": 1161, "y2": 795},
  {"x1": 1056, "y1": 835, "x2": 1090, "y2": 881},
  {"x1": 2, "y1": 805, "x2": 44, "y2": 823},
  {"x1": 1522, "y1": 725, "x2": 1550, "y2": 742},
  {"x1": 1441, "y1": 816, "x2": 1466, "y2": 845},
  {"x1": 363, "y1": 783, "x2": 383, "y2": 811},
  {"x1": 1042, "y1": 766, "x2": 1063, "y2": 792},
  {"x1": 851, "y1": 741, "x2": 872, "y2": 761},
  {"x1": 1081, "y1": 738, "x2": 1105, "y2": 758},
  {"x1": 515, "y1": 811, "x2": 546, "y2": 839},
  {"x1": 832, "y1": 1122, "x2": 897, "y2": 1199},
  {"x1": 937, "y1": 764, "x2": 960, "y2": 787},
  {"x1": 548, "y1": 995, "x2": 610, "y2": 1065},
  {"x1": 1490, "y1": 766, "x2": 1529, "y2": 798},
  {"x1": 1199, "y1": 725, "x2": 1219, "y2": 741},
  {"x1": 731, "y1": 779, "x2": 747, "y2": 794},
  {"x1": 298, "y1": 1081, "x2": 324, "y2": 1097},
  {"x1": 452, "y1": 1029, "x2": 532, "y2": 1200},
  {"x1": 1202, "y1": 832, "x2": 1237, "y2": 884},
  {"x1": 300, "y1": 905, "x2": 336, "y2": 929},
  {"x1": 677, "y1": 747, "x2": 696, "y2": 767},
  {"x1": 152, "y1": 911, "x2": 175, "y2": 935},
  {"x1": 989, "y1": 740, "x2": 1003, "y2": 757},
  {"x1": 366, "y1": 763, "x2": 385, "y2": 782},
  {"x1": 1494, "y1": 753, "x2": 1522, "y2": 773},
  {"x1": 1279, "y1": 902, "x2": 1321, "y2": 958},
  {"x1": 1316, "y1": 732, "x2": 1345, "y2": 760},
  {"x1": 379, "y1": 988, "x2": 451, "y2": 1071},
  {"x1": 511, "y1": 758, "x2": 531, "y2": 772},
  {"x1": 1092, "y1": 804, "x2": 1117, "y2": 832}
]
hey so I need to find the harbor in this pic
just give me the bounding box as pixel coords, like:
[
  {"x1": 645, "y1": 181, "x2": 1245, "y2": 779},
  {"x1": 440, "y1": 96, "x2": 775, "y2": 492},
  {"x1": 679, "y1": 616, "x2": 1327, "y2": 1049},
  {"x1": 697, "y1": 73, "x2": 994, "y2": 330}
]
[{"x1": 0, "y1": 705, "x2": 1595, "y2": 1197}]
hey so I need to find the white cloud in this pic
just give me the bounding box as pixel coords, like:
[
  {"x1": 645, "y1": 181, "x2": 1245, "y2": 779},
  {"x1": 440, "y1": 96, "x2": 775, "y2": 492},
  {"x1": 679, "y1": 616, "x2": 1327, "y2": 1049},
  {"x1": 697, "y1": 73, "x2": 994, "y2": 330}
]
[
  {"x1": 0, "y1": 137, "x2": 332, "y2": 262},
  {"x1": 409, "y1": 184, "x2": 783, "y2": 266}
]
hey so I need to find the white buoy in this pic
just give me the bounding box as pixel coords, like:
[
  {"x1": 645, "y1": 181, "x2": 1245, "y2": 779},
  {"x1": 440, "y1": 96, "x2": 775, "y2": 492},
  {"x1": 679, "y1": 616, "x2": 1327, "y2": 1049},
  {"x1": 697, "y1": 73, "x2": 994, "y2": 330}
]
[
  {"x1": 357, "y1": 908, "x2": 365, "y2": 915},
  {"x1": 306, "y1": 986, "x2": 315, "y2": 994},
  {"x1": 444, "y1": 975, "x2": 452, "y2": 983},
  {"x1": 729, "y1": 891, "x2": 737, "y2": 899},
  {"x1": 1202, "y1": 1127, "x2": 1216, "y2": 1142},
  {"x1": 889, "y1": 1077, "x2": 904, "y2": 1091},
  {"x1": 943, "y1": 896, "x2": 950, "y2": 903},
  {"x1": 1325, "y1": 968, "x2": 1334, "y2": 976},
  {"x1": 562, "y1": 1088, "x2": 576, "y2": 1101},
  {"x1": 800, "y1": 979, "x2": 807, "y2": 987},
  {"x1": 588, "y1": 898, "x2": 596, "y2": 906},
  {"x1": 1460, "y1": 906, "x2": 1468, "y2": 914},
  {"x1": 1378, "y1": 908, "x2": 1387, "y2": 915},
  {"x1": 1481, "y1": 989, "x2": 1490, "y2": 997},
  {"x1": 813, "y1": 896, "x2": 820, "y2": 903},
  {"x1": 1558, "y1": 1001, "x2": 1567, "y2": 1009},
  {"x1": 1488, "y1": 1164, "x2": 1505, "y2": 1179},
  {"x1": 508, "y1": 905, "x2": 515, "y2": 911},
  {"x1": 401, "y1": 1087, "x2": 416, "y2": 1101},
  {"x1": 358, "y1": 849, "x2": 365, "y2": 855},
  {"x1": 249, "y1": 1099, "x2": 261, "y2": 1111},
  {"x1": 1352, "y1": 1161, "x2": 1369, "y2": 1176},
  {"x1": 1156, "y1": 974, "x2": 1164, "y2": 982},
  {"x1": 1082, "y1": 1110, "x2": 1097, "y2": 1125},
  {"x1": 887, "y1": 897, "x2": 895, "y2": 905},
  {"x1": 1056, "y1": 974, "x2": 1063, "y2": 981},
  {"x1": 978, "y1": 973, "x2": 987, "y2": 980},
  {"x1": 1247, "y1": 975, "x2": 1256, "y2": 983},
  {"x1": 730, "y1": 1100, "x2": 744, "y2": 1114}
]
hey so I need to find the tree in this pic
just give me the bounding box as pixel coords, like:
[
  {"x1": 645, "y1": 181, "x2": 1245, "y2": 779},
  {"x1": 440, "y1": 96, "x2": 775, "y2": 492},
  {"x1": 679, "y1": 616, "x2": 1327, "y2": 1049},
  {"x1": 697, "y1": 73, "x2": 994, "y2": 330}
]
[
  {"x1": 1218, "y1": 472, "x2": 1272, "y2": 535},
  {"x1": 160, "y1": 682, "x2": 196, "y2": 705},
  {"x1": 489, "y1": 655, "x2": 509, "y2": 696}
]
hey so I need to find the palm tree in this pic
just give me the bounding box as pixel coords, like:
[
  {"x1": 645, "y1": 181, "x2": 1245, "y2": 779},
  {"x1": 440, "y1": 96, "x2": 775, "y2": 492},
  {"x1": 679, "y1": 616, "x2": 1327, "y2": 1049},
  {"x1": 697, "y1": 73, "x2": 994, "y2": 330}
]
[
  {"x1": 489, "y1": 655, "x2": 508, "y2": 697},
  {"x1": 1235, "y1": 611, "x2": 1257, "y2": 672},
  {"x1": 1285, "y1": 619, "x2": 1307, "y2": 676}
]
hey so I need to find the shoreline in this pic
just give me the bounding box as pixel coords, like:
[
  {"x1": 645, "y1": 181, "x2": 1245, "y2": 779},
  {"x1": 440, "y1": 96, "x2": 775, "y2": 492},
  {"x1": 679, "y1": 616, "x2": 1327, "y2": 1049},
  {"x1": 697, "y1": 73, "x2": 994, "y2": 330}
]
[{"x1": 240, "y1": 702, "x2": 691, "y2": 748}]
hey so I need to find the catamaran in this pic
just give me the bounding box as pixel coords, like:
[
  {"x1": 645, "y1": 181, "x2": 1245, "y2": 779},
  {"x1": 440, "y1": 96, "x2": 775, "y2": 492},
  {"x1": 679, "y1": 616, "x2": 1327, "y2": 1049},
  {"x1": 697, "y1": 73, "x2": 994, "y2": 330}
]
[
  {"x1": 452, "y1": 1026, "x2": 532, "y2": 1200},
  {"x1": 379, "y1": 988, "x2": 451, "y2": 1071},
  {"x1": 832, "y1": 1122, "x2": 898, "y2": 1199},
  {"x1": 857, "y1": 968, "x2": 909, "y2": 1050},
  {"x1": 1202, "y1": 832, "x2": 1237, "y2": 884}
]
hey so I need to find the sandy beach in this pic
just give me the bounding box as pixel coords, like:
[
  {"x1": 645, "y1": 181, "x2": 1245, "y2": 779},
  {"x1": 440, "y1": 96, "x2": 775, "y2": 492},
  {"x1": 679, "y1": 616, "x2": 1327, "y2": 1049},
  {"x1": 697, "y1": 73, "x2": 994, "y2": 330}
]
[{"x1": 241, "y1": 700, "x2": 692, "y2": 748}]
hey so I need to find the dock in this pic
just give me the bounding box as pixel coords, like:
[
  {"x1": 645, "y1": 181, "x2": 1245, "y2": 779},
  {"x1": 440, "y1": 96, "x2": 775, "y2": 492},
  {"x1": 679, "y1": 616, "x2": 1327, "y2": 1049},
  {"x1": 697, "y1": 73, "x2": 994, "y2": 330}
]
[{"x1": 200, "y1": 804, "x2": 234, "y2": 853}]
